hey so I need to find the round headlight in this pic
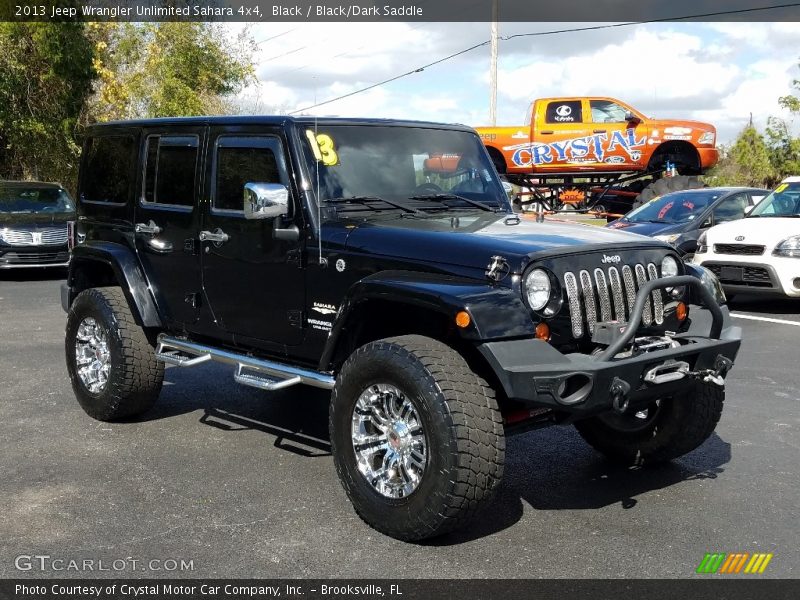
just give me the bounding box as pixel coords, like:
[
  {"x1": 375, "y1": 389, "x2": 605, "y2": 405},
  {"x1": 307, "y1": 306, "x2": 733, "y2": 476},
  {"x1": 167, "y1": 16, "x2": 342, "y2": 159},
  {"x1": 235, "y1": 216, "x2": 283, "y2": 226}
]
[
  {"x1": 661, "y1": 255, "x2": 679, "y2": 279},
  {"x1": 525, "y1": 268, "x2": 551, "y2": 311}
]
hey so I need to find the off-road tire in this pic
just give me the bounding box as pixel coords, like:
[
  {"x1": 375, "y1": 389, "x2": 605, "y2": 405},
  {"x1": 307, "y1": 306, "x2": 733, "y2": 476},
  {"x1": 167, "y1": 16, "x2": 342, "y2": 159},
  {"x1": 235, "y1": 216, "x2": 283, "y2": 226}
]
[
  {"x1": 330, "y1": 335, "x2": 505, "y2": 541},
  {"x1": 632, "y1": 175, "x2": 705, "y2": 209},
  {"x1": 66, "y1": 287, "x2": 164, "y2": 421},
  {"x1": 574, "y1": 380, "x2": 723, "y2": 466}
]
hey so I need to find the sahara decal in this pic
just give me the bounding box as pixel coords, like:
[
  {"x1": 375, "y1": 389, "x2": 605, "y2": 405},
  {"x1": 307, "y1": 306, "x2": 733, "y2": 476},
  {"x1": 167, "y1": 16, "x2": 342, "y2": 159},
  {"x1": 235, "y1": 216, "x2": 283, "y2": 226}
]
[
  {"x1": 506, "y1": 128, "x2": 647, "y2": 167},
  {"x1": 312, "y1": 302, "x2": 337, "y2": 315}
]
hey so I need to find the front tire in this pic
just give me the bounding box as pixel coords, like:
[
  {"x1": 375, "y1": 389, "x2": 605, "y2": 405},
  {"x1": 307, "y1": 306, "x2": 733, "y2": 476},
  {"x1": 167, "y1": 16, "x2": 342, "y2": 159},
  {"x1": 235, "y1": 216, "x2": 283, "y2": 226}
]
[
  {"x1": 575, "y1": 380, "x2": 724, "y2": 466},
  {"x1": 66, "y1": 287, "x2": 164, "y2": 421},
  {"x1": 330, "y1": 335, "x2": 505, "y2": 541}
]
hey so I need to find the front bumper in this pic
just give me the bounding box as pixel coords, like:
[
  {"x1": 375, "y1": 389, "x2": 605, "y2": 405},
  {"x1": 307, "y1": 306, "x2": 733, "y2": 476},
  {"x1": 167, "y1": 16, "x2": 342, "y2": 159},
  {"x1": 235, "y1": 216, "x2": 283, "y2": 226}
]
[
  {"x1": 0, "y1": 244, "x2": 70, "y2": 269},
  {"x1": 697, "y1": 258, "x2": 800, "y2": 298},
  {"x1": 478, "y1": 275, "x2": 741, "y2": 419}
]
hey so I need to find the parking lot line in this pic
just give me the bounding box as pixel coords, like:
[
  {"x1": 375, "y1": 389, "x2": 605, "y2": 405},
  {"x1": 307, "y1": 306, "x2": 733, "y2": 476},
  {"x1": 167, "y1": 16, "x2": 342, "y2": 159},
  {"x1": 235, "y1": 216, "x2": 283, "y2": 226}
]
[{"x1": 730, "y1": 313, "x2": 800, "y2": 327}]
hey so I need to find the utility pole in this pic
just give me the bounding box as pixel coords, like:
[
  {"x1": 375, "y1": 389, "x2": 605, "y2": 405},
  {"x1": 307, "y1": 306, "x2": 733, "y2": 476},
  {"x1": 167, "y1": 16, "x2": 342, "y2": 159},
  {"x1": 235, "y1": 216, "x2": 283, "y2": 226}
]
[{"x1": 489, "y1": 0, "x2": 499, "y2": 126}]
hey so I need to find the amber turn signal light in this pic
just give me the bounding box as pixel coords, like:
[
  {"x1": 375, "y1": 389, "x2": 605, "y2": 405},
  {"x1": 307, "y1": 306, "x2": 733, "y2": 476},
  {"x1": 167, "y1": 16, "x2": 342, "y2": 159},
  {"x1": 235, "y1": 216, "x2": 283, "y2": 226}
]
[
  {"x1": 676, "y1": 302, "x2": 688, "y2": 322},
  {"x1": 535, "y1": 322, "x2": 551, "y2": 340},
  {"x1": 455, "y1": 311, "x2": 471, "y2": 328}
]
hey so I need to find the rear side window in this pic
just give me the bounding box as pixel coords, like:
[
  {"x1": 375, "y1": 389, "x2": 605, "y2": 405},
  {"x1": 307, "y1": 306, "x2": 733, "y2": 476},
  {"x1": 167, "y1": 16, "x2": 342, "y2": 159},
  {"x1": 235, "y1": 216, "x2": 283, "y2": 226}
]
[
  {"x1": 81, "y1": 135, "x2": 136, "y2": 204},
  {"x1": 214, "y1": 137, "x2": 284, "y2": 213},
  {"x1": 142, "y1": 136, "x2": 199, "y2": 207},
  {"x1": 545, "y1": 100, "x2": 583, "y2": 124}
]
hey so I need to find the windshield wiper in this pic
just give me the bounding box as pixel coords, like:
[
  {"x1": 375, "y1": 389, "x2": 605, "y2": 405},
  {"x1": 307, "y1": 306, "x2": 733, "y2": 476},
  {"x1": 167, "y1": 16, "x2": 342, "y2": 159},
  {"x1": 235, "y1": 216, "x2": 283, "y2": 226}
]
[
  {"x1": 324, "y1": 196, "x2": 423, "y2": 215},
  {"x1": 409, "y1": 193, "x2": 497, "y2": 212}
]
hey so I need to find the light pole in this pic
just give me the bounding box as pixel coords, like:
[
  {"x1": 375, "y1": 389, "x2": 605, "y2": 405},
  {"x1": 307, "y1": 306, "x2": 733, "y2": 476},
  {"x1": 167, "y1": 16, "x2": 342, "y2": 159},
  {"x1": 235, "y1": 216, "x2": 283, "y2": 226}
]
[{"x1": 489, "y1": 0, "x2": 499, "y2": 126}]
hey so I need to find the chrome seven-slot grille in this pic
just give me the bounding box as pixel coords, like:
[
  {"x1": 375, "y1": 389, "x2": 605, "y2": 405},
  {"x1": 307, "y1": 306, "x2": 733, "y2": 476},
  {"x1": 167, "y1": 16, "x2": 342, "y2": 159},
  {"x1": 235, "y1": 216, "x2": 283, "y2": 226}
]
[
  {"x1": 0, "y1": 227, "x2": 68, "y2": 246},
  {"x1": 562, "y1": 263, "x2": 665, "y2": 338}
]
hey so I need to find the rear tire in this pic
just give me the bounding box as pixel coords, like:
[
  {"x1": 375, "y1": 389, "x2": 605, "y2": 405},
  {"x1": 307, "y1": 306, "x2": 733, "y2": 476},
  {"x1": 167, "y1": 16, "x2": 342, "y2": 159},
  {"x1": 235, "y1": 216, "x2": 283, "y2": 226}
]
[
  {"x1": 66, "y1": 287, "x2": 164, "y2": 421},
  {"x1": 632, "y1": 175, "x2": 705, "y2": 210},
  {"x1": 330, "y1": 335, "x2": 505, "y2": 541},
  {"x1": 574, "y1": 380, "x2": 724, "y2": 466}
]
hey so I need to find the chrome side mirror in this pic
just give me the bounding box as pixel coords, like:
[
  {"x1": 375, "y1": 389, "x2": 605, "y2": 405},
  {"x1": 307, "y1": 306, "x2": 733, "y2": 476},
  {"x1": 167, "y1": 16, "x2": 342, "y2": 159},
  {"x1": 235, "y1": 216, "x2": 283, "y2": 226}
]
[{"x1": 243, "y1": 182, "x2": 289, "y2": 220}]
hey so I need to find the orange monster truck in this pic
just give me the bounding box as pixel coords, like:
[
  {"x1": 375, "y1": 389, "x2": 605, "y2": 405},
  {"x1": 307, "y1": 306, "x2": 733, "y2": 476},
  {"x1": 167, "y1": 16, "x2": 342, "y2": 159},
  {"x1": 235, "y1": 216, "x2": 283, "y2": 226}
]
[{"x1": 476, "y1": 97, "x2": 719, "y2": 216}]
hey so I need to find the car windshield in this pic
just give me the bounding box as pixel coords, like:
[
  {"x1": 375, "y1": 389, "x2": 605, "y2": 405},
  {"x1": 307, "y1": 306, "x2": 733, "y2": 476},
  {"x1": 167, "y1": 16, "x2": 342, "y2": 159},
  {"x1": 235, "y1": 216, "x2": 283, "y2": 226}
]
[
  {"x1": 0, "y1": 185, "x2": 74, "y2": 214},
  {"x1": 748, "y1": 182, "x2": 800, "y2": 217},
  {"x1": 624, "y1": 190, "x2": 724, "y2": 224},
  {"x1": 299, "y1": 124, "x2": 509, "y2": 211}
]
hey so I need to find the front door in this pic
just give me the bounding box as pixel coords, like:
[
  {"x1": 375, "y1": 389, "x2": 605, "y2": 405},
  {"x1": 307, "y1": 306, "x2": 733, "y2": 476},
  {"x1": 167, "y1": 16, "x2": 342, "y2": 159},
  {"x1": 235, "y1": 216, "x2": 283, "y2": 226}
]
[
  {"x1": 200, "y1": 129, "x2": 305, "y2": 347},
  {"x1": 134, "y1": 128, "x2": 205, "y2": 328},
  {"x1": 588, "y1": 99, "x2": 648, "y2": 171}
]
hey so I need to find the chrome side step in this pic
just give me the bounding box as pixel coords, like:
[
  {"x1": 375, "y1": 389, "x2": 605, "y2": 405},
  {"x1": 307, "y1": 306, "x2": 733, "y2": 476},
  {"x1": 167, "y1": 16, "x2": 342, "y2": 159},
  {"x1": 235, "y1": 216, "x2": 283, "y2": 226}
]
[{"x1": 155, "y1": 335, "x2": 335, "y2": 391}]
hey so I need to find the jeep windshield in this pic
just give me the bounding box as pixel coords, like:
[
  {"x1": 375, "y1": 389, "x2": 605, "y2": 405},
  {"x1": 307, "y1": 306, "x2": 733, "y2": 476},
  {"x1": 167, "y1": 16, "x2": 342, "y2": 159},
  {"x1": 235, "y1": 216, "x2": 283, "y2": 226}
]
[
  {"x1": 0, "y1": 184, "x2": 74, "y2": 214},
  {"x1": 748, "y1": 182, "x2": 800, "y2": 217},
  {"x1": 299, "y1": 124, "x2": 510, "y2": 213}
]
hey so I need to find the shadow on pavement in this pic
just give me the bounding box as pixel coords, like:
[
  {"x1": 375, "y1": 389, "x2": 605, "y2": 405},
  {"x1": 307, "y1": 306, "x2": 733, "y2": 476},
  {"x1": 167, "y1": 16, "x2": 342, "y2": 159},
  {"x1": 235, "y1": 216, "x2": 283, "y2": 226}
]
[{"x1": 137, "y1": 362, "x2": 733, "y2": 545}]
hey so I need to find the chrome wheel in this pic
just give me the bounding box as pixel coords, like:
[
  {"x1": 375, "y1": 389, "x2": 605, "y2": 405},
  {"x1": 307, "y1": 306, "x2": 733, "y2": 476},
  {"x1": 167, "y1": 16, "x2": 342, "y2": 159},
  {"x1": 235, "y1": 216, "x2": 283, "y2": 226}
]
[
  {"x1": 351, "y1": 383, "x2": 427, "y2": 499},
  {"x1": 74, "y1": 317, "x2": 111, "y2": 394}
]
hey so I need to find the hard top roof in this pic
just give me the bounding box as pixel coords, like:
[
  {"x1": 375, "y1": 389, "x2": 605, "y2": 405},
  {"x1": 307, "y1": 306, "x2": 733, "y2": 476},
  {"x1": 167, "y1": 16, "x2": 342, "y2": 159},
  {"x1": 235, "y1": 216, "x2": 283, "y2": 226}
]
[{"x1": 86, "y1": 115, "x2": 474, "y2": 133}]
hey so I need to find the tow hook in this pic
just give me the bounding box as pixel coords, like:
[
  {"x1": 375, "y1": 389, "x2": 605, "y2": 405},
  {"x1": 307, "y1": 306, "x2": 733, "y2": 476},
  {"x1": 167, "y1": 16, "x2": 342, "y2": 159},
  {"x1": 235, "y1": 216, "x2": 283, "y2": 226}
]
[
  {"x1": 610, "y1": 377, "x2": 631, "y2": 414},
  {"x1": 689, "y1": 355, "x2": 734, "y2": 387}
]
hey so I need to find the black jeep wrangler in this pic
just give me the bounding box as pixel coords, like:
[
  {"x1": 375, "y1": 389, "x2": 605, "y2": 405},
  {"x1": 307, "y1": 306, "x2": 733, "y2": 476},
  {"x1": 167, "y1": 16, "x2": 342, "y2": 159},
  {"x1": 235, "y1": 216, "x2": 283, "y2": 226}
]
[{"x1": 62, "y1": 116, "x2": 741, "y2": 541}]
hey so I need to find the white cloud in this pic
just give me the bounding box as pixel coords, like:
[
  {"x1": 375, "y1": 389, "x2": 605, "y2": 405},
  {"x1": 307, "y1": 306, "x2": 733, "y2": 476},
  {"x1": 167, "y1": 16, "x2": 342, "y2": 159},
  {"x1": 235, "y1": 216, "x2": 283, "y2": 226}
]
[{"x1": 234, "y1": 22, "x2": 800, "y2": 144}]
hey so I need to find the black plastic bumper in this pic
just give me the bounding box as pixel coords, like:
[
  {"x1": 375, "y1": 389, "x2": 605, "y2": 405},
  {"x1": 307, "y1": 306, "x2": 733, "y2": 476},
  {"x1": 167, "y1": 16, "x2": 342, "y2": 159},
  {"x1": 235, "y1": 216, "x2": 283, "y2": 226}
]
[{"x1": 478, "y1": 276, "x2": 742, "y2": 419}]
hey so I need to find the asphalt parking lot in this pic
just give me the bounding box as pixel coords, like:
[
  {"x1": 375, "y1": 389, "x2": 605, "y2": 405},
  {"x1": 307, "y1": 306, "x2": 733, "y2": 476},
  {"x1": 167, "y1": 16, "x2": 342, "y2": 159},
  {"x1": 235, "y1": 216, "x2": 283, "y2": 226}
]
[{"x1": 1, "y1": 270, "x2": 798, "y2": 579}]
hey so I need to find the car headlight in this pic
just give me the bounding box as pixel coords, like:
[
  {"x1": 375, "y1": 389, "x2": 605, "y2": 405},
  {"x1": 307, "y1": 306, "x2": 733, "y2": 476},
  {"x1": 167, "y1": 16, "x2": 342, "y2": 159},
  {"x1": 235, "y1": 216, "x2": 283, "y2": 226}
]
[
  {"x1": 524, "y1": 268, "x2": 552, "y2": 311},
  {"x1": 654, "y1": 233, "x2": 681, "y2": 245},
  {"x1": 661, "y1": 255, "x2": 679, "y2": 278},
  {"x1": 773, "y1": 235, "x2": 800, "y2": 258},
  {"x1": 698, "y1": 131, "x2": 715, "y2": 146},
  {"x1": 696, "y1": 232, "x2": 708, "y2": 254}
]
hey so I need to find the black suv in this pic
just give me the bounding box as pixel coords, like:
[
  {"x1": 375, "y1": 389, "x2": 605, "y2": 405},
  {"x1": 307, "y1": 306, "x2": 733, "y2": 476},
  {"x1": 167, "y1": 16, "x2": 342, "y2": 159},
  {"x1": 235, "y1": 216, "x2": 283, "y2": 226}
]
[
  {"x1": 62, "y1": 116, "x2": 741, "y2": 541},
  {"x1": 1, "y1": 181, "x2": 74, "y2": 269}
]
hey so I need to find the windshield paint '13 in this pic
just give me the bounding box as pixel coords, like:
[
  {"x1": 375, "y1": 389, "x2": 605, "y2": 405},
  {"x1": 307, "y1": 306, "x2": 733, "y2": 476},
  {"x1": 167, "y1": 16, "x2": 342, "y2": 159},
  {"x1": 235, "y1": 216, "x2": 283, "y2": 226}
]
[{"x1": 300, "y1": 125, "x2": 508, "y2": 208}]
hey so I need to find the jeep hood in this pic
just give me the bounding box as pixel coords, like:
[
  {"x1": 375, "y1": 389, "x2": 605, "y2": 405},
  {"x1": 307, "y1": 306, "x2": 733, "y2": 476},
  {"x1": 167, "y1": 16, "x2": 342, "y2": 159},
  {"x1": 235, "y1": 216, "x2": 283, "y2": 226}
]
[{"x1": 340, "y1": 214, "x2": 665, "y2": 273}]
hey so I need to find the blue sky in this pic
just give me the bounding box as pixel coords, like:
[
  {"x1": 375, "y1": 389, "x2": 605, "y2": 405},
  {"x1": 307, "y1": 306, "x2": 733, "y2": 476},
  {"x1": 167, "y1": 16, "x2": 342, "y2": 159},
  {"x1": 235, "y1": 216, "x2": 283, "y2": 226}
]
[{"x1": 234, "y1": 22, "x2": 800, "y2": 144}]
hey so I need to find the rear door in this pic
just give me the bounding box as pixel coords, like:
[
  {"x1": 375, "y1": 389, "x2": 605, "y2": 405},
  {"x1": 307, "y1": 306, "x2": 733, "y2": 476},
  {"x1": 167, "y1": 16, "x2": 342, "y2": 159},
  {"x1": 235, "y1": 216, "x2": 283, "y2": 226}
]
[
  {"x1": 133, "y1": 127, "x2": 205, "y2": 328},
  {"x1": 532, "y1": 99, "x2": 592, "y2": 171},
  {"x1": 200, "y1": 127, "x2": 305, "y2": 347}
]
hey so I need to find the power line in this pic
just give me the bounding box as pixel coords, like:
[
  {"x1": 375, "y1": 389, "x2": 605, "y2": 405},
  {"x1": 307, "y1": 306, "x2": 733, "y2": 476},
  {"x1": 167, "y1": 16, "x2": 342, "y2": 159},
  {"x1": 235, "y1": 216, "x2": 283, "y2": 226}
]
[{"x1": 288, "y1": 2, "x2": 800, "y2": 115}]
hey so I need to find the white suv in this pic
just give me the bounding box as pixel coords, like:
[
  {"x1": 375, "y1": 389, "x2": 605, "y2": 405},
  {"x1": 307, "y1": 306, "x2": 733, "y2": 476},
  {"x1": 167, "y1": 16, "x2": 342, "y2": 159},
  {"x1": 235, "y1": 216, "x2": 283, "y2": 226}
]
[{"x1": 693, "y1": 177, "x2": 800, "y2": 298}]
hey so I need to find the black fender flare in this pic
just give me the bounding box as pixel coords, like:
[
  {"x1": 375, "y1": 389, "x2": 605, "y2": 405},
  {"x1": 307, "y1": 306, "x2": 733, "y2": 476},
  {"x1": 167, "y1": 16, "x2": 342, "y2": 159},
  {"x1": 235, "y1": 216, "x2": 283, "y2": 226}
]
[
  {"x1": 67, "y1": 242, "x2": 162, "y2": 327},
  {"x1": 319, "y1": 270, "x2": 534, "y2": 371}
]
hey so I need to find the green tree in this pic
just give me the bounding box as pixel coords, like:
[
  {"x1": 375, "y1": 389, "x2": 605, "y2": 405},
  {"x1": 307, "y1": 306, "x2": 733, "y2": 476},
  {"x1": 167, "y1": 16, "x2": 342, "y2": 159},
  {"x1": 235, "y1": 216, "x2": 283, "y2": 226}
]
[
  {"x1": 765, "y1": 116, "x2": 800, "y2": 179},
  {"x1": 707, "y1": 125, "x2": 776, "y2": 188},
  {"x1": 92, "y1": 23, "x2": 255, "y2": 122},
  {"x1": 778, "y1": 59, "x2": 800, "y2": 114},
  {"x1": 0, "y1": 22, "x2": 96, "y2": 188}
]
